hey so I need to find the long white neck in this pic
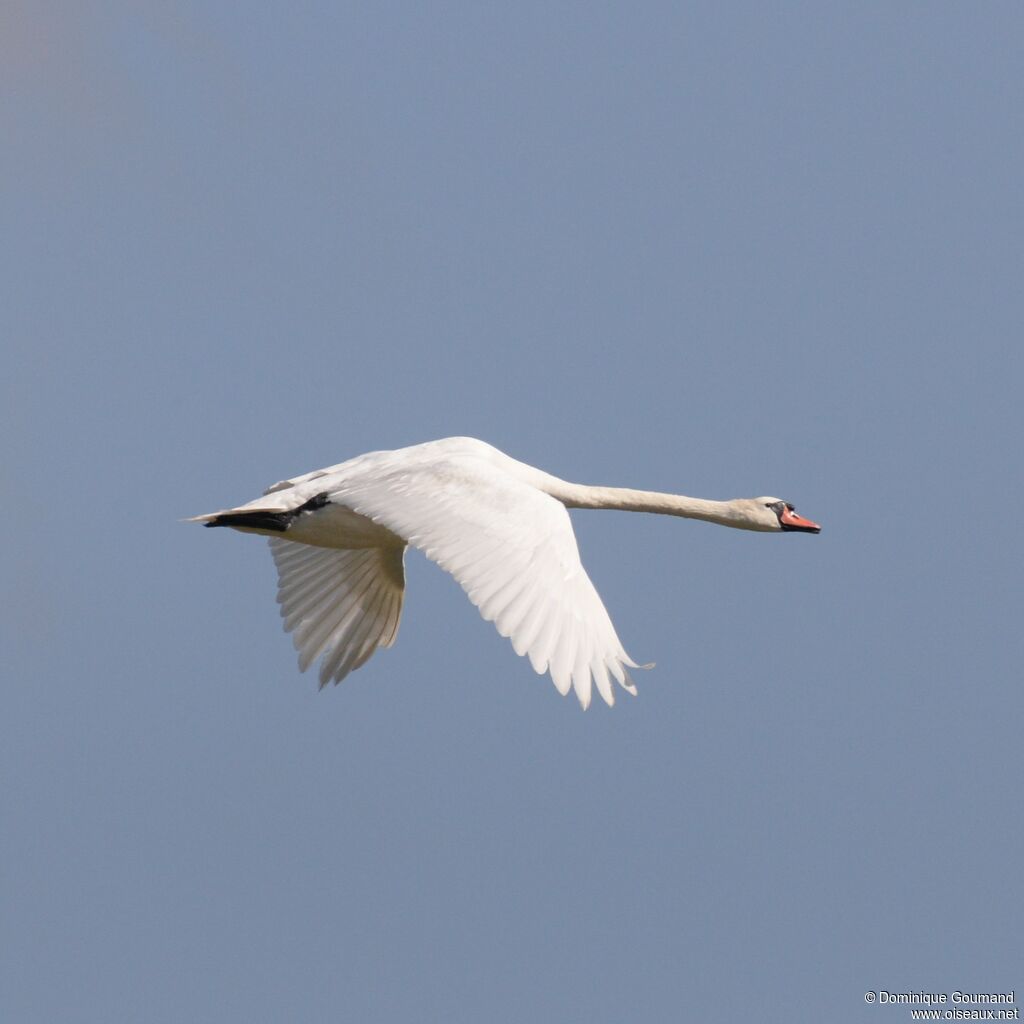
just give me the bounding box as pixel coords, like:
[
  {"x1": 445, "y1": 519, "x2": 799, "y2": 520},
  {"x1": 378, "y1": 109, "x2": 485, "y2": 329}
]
[{"x1": 536, "y1": 477, "x2": 761, "y2": 530}]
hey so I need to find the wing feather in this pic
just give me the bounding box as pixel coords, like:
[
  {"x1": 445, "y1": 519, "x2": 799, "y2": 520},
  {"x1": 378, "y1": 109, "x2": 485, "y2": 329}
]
[
  {"x1": 294, "y1": 554, "x2": 378, "y2": 670},
  {"x1": 322, "y1": 457, "x2": 640, "y2": 706},
  {"x1": 281, "y1": 551, "x2": 370, "y2": 625},
  {"x1": 269, "y1": 539, "x2": 406, "y2": 687}
]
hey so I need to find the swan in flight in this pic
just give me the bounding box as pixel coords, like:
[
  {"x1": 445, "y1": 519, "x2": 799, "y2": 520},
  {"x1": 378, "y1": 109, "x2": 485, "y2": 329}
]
[{"x1": 190, "y1": 437, "x2": 820, "y2": 708}]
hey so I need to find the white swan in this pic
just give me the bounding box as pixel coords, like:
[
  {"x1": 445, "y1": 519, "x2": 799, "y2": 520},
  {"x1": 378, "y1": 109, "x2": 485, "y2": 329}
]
[{"x1": 190, "y1": 437, "x2": 820, "y2": 708}]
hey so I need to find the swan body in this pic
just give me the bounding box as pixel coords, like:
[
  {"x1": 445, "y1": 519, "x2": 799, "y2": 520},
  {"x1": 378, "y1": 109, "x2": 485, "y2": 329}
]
[{"x1": 190, "y1": 437, "x2": 820, "y2": 708}]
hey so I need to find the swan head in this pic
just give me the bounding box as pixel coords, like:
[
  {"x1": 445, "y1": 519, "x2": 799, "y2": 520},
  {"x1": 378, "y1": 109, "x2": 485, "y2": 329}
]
[{"x1": 751, "y1": 498, "x2": 821, "y2": 534}]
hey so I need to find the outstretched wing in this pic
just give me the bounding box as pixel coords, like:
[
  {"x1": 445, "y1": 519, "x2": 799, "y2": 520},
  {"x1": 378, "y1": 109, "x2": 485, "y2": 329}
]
[
  {"x1": 269, "y1": 538, "x2": 405, "y2": 687},
  {"x1": 325, "y1": 456, "x2": 640, "y2": 708}
]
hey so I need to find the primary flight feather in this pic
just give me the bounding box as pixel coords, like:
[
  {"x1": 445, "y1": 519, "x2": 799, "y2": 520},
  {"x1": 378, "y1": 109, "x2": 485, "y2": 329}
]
[{"x1": 190, "y1": 437, "x2": 820, "y2": 708}]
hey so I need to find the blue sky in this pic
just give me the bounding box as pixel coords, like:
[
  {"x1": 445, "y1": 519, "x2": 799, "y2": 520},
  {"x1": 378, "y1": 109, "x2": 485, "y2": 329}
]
[{"x1": 3, "y1": 4, "x2": 1021, "y2": 1022}]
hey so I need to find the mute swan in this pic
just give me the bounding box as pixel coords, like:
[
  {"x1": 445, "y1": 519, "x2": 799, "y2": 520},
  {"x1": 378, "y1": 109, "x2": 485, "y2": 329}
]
[{"x1": 190, "y1": 437, "x2": 820, "y2": 708}]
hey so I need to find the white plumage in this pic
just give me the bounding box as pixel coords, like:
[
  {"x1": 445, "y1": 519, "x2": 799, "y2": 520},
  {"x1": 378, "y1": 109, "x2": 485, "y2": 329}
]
[
  {"x1": 191, "y1": 436, "x2": 820, "y2": 708},
  {"x1": 269, "y1": 540, "x2": 405, "y2": 687}
]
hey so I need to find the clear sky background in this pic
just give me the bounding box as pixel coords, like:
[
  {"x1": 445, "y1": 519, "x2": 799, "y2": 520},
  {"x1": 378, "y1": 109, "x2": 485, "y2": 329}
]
[{"x1": 3, "y1": 4, "x2": 1021, "y2": 1022}]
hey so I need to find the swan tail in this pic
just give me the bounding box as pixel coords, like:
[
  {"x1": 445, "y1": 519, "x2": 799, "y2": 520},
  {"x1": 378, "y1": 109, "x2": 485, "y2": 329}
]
[{"x1": 187, "y1": 493, "x2": 331, "y2": 533}]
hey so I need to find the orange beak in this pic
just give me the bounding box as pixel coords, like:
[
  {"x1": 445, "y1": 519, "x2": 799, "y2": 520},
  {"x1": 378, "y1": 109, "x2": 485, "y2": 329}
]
[{"x1": 780, "y1": 506, "x2": 821, "y2": 533}]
